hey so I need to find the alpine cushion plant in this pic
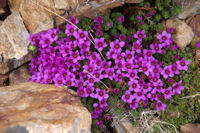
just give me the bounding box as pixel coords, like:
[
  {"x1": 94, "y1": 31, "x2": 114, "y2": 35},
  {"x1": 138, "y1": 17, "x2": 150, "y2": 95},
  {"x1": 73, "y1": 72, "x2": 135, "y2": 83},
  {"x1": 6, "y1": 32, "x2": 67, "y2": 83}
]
[{"x1": 27, "y1": 1, "x2": 192, "y2": 132}]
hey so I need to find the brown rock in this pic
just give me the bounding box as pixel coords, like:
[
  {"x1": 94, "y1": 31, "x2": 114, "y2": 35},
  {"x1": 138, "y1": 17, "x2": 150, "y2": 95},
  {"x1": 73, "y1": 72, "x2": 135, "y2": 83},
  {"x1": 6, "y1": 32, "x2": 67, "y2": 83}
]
[
  {"x1": 0, "y1": 82, "x2": 92, "y2": 133},
  {"x1": 0, "y1": 74, "x2": 9, "y2": 87},
  {"x1": 181, "y1": 124, "x2": 200, "y2": 133},
  {"x1": 0, "y1": 11, "x2": 30, "y2": 74},
  {"x1": 186, "y1": 15, "x2": 200, "y2": 42},
  {"x1": 173, "y1": 0, "x2": 200, "y2": 20},
  {"x1": 166, "y1": 18, "x2": 194, "y2": 50},
  {"x1": 8, "y1": 0, "x2": 55, "y2": 33},
  {"x1": 9, "y1": 64, "x2": 31, "y2": 85},
  {"x1": 0, "y1": 8, "x2": 5, "y2": 14}
]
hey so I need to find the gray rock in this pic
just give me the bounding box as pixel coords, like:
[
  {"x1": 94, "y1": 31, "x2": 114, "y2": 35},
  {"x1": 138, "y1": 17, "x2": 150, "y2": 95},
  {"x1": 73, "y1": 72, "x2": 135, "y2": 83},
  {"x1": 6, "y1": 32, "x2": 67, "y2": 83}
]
[
  {"x1": 174, "y1": 0, "x2": 200, "y2": 19},
  {"x1": 0, "y1": 11, "x2": 30, "y2": 74}
]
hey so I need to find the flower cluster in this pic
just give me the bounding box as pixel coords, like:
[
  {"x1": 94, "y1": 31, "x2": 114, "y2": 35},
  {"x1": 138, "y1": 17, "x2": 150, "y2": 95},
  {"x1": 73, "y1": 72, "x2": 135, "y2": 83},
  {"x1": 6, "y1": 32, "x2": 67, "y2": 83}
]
[{"x1": 28, "y1": 14, "x2": 190, "y2": 131}]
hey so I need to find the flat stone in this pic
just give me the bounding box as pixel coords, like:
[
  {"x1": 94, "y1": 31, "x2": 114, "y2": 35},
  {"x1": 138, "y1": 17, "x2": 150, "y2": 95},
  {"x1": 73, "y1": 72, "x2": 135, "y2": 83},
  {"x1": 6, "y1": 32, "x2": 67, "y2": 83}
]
[
  {"x1": 166, "y1": 18, "x2": 194, "y2": 50},
  {"x1": 9, "y1": 64, "x2": 31, "y2": 86},
  {"x1": 0, "y1": 82, "x2": 92, "y2": 133},
  {"x1": 181, "y1": 124, "x2": 200, "y2": 133},
  {"x1": 186, "y1": 15, "x2": 200, "y2": 42},
  {"x1": 0, "y1": 11, "x2": 30, "y2": 74}
]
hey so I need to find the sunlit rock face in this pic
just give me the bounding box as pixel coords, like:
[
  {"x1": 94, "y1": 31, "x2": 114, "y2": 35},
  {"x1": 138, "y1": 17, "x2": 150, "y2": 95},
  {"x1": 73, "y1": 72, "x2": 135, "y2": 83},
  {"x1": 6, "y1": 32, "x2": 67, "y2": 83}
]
[{"x1": 0, "y1": 82, "x2": 92, "y2": 133}]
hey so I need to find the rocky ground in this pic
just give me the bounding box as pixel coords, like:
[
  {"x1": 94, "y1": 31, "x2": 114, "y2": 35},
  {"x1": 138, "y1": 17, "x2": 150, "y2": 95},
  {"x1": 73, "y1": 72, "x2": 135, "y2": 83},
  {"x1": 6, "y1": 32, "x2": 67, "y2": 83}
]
[{"x1": 0, "y1": 0, "x2": 200, "y2": 133}]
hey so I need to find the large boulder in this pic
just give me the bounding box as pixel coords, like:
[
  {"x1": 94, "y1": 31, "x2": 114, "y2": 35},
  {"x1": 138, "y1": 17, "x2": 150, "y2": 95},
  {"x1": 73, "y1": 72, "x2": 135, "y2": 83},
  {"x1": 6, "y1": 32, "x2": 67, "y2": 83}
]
[
  {"x1": 0, "y1": 11, "x2": 31, "y2": 74},
  {"x1": 166, "y1": 18, "x2": 194, "y2": 50},
  {"x1": 0, "y1": 82, "x2": 91, "y2": 133},
  {"x1": 173, "y1": 0, "x2": 200, "y2": 20},
  {"x1": 8, "y1": 0, "x2": 143, "y2": 33},
  {"x1": 186, "y1": 15, "x2": 200, "y2": 42}
]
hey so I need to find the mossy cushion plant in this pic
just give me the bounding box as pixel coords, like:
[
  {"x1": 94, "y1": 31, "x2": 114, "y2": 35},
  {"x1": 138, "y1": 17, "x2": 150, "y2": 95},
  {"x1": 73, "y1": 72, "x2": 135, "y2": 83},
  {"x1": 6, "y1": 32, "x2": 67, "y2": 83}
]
[{"x1": 28, "y1": 0, "x2": 200, "y2": 132}]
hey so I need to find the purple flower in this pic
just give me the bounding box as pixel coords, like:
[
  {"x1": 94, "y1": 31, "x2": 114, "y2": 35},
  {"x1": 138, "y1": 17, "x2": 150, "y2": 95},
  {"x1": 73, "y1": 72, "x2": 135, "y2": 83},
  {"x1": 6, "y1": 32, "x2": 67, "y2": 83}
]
[
  {"x1": 96, "y1": 120, "x2": 103, "y2": 126},
  {"x1": 128, "y1": 80, "x2": 140, "y2": 91},
  {"x1": 156, "y1": 101, "x2": 166, "y2": 111},
  {"x1": 132, "y1": 41, "x2": 142, "y2": 53},
  {"x1": 119, "y1": 34, "x2": 126, "y2": 40},
  {"x1": 74, "y1": 29, "x2": 88, "y2": 41},
  {"x1": 168, "y1": 27, "x2": 174, "y2": 33},
  {"x1": 174, "y1": 54, "x2": 180, "y2": 60},
  {"x1": 28, "y1": 33, "x2": 39, "y2": 46},
  {"x1": 161, "y1": 65, "x2": 174, "y2": 79},
  {"x1": 137, "y1": 16, "x2": 142, "y2": 21},
  {"x1": 138, "y1": 22, "x2": 143, "y2": 26},
  {"x1": 107, "y1": 22, "x2": 111, "y2": 27},
  {"x1": 172, "y1": 44, "x2": 178, "y2": 50},
  {"x1": 142, "y1": 83, "x2": 152, "y2": 93},
  {"x1": 161, "y1": 87, "x2": 174, "y2": 99},
  {"x1": 150, "y1": 75, "x2": 162, "y2": 86},
  {"x1": 150, "y1": 43, "x2": 163, "y2": 54},
  {"x1": 143, "y1": 49, "x2": 153, "y2": 58},
  {"x1": 168, "y1": 78, "x2": 174, "y2": 84},
  {"x1": 77, "y1": 87, "x2": 87, "y2": 97},
  {"x1": 110, "y1": 39, "x2": 124, "y2": 52},
  {"x1": 65, "y1": 24, "x2": 77, "y2": 36},
  {"x1": 145, "y1": 3, "x2": 150, "y2": 7},
  {"x1": 69, "y1": 16, "x2": 79, "y2": 24},
  {"x1": 134, "y1": 30, "x2": 146, "y2": 40},
  {"x1": 91, "y1": 112, "x2": 98, "y2": 119},
  {"x1": 113, "y1": 52, "x2": 125, "y2": 63},
  {"x1": 133, "y1": 89, "x2": 146, "y2": 102},
  {"x1": 170, "y1": 63, "x2": 180, "y2": 75},
  {"x1": 126, "y1": 69, "x2": 139, "y2": 80},
  {"x1": 139, "y1": 61, "x2": 152, "y2": 76},
  {"x1": 147, "y1": 89, "x2": 158, "y2": 101},
  {"x1": 96, "y1": 30, "x2": 102, "y2": 36},
  {"x1": 118, "y1": 16, "x2": 125, "y2": 22},
  {"x1": 146, "y1": 14, "x2": 151, "y2": 18},
  {"x1": 105, "y1": 68, "x2": 115, "y2": 80},
  {"x1": 85, "y1": 85, "x2": 95, "y2": 98},
  {"x1": 115, "y1": 70, "x2": 124, "y2": 82},
  {"x1": 151, "y1": 10, "x2": 155, "y2": 15},
  {"x1": 99, "y1": 99, "x2": 108, "y2": 108},
  {"x1": 93, "y1": 103, "x2": 103, "y2": 114},
  {"x1": 96, "y1": 88, "x2": 109, "y2": 101},
  {"x1": 176, "y1": 58, "x2": 190, "y2": 71},
  {"x1": 48, "y1": 28, "x2": 58, "y2": 41},
  {"x1": 156, "y1": 30, "x2": 171, "y2": 43},
  {"x1": 196, "y1": 42, "x2": 200, "y2": 48},
  {"x1": 172, "y1": 80, "x2": 184, "y2": 95},
  {"x1": 114, "y1": 34, "x2": 119, "y2": 39},
  {"x1": 94, "y1": 16, "x2": 103, "y2": 23},
  {"x1": 128, "y1": 35, "x2": 133, "y2": 41},
  {"x1": 129, "y1": 100, "x2": 139, "y2": 110},
  {"x1": 122, "y1": 91, "x2": 134, "y2": 103},
  {"x1": 122, "y1": 60, "x2": 133, "y2": 71},
  {"x1": 113, "y1": 88, "x2": 119, "y2": 94},
  {"x1": 125, "y1": 49, "x2": 135, "y2": 61},
  {"x1": 93, "y1": 24, "x2": 101, "y2": 30},
  {"x1": 94, "y1": 37, "x2": 107, "y2": 51}
]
